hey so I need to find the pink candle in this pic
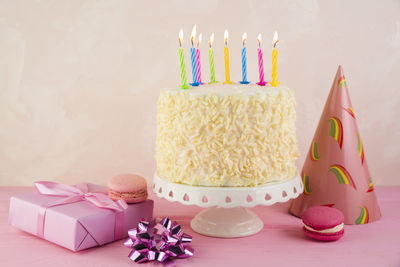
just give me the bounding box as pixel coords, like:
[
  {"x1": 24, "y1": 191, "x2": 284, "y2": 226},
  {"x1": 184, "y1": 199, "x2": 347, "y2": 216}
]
[
  {"x1": 256, "y1": 34, "x2": 267, "y2": 86},
  {"x1": 196, "y1": 33, "x2": 203, "y2": 84}
]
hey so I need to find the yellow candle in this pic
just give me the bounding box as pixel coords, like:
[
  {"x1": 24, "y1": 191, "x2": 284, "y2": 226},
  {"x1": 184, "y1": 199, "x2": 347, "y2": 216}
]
[
  {"x1": 271, "y1": 31, "x2": 279, "y2": 87},
  {"x1": 223, "y1": 30, "x2": 232, "y2": 84}
]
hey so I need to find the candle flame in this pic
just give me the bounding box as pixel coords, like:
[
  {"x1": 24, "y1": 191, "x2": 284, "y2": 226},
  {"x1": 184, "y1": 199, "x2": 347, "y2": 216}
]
[
  {"x1": 257, "y1": 33, "x2": 262, "y2": 46},
  {"x1": 242, "y1": 32, "x2": 247, "y2": 45},
  {"x1": 224, "y1": 30, "x2": 229, "y2": 45},
  {"x1": 178, "y1": 29, "x2": 183, "y2": 46},
  {"x1": 197, "y1": 33, "x2": 202, "y2": 47},
  {"x1": 209, "y1": 33, "x2": 214, "y2": 48},
  {"x1": 273, "y1": 31, "x2": 279, "y2": 47},
  {"x1": 191, "y1": 24, "x2": 197, "y2": 46}
]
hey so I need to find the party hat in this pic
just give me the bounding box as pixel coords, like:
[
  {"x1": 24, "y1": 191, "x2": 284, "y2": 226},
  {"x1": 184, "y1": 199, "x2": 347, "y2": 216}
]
[{"x1": 289, "y1": 65, "x2": 381, "y2": 224}]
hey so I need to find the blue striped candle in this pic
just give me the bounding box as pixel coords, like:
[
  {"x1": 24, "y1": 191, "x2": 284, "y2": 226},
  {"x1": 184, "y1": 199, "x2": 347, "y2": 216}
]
[
  {"x1": 190, "y1": 24, "x2": 199, "y2": 86},
  {"x1": 240, "y1": 33, "x2": 250, "y2": 84},
  {"x1": 190, "y1": 47, "x2": 199, "y2": 85}
]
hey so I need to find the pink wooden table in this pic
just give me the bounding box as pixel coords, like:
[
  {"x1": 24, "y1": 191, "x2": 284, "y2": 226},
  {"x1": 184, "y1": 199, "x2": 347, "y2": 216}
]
[{"x1": 1, "y1": 186, "x2": 399, "y2": 267}]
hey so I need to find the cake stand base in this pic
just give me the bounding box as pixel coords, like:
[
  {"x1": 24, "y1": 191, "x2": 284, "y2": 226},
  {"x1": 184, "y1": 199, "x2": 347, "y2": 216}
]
[
  {"x1": 153, "y1": 173, "x2": 302, "y2": 238},
  {"x1": 190, "y1": 206, "x2": 263, "y2": 238}
]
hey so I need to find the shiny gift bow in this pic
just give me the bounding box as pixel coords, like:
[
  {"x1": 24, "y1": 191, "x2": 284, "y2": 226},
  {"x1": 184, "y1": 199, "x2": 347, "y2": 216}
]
[
  {"x1": 35, "y1": 181, "x2": 128, "y2": 239},
  {"x1": 124, "y1": 217, "x2": 194, "y2": 263}
]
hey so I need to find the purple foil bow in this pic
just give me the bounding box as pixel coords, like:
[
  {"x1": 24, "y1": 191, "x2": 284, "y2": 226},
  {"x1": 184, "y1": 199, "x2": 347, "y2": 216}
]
[{"x1": 124, "y1": 217, "x2": 194, "y2": 263}]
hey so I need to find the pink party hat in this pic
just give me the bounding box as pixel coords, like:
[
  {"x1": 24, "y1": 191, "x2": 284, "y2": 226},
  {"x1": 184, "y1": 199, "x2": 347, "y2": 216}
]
[{"x1": 289, "y1": 65, "x2": 381, "y2": 224}]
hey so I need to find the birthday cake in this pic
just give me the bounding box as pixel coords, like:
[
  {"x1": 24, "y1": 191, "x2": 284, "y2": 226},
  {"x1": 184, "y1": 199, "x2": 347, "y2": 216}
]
[{"x1": 155, "y1": 83, "x2": 299, "y2": 187}]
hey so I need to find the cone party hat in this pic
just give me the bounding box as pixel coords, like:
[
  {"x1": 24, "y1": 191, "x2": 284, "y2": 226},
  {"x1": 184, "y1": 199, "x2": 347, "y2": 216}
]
[{"x1": 289, "y1": 65, "x2": 381, "y2": 224}]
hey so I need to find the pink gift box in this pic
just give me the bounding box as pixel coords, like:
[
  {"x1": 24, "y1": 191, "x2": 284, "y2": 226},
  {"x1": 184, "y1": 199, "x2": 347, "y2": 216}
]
[{"x1": 9, "y1": 183, "x2": 153, "y2": 251}]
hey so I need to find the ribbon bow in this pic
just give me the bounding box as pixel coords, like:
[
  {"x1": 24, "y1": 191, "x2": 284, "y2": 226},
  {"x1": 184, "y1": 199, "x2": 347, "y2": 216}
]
[
  {"x1": 124, "y1": 217, "x2": 194, "y2": 263},
  {"x1": 35, "y1": 181, "x2": 128, "y2": 239}
]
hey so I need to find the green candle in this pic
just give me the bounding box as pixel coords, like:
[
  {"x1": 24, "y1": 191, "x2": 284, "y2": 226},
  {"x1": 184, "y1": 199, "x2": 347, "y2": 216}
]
[
  {"x1": 208, "y1": 33, "x2": 217, "y2": 84},
  {"x1": 178, "y1": 29, "x2": 189, "y2": 89}
]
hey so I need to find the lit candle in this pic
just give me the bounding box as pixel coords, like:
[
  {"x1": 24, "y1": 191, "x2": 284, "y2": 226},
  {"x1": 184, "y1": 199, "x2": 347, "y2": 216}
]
[
  {"x1": 271, "y1": 31, "x2": 280, "y2": 87},
  {"x1": 208, "y1": 33, "x2": 217, "y2": 84},
  {"x1": 190, "y1": 24, "x2": 199, "y2": 86},
  {"x1": 256, "y1": 33, "x2": 267, "y2": 86},
  {"x1": 196, "y1": 33, "x2": 203, "y2": 84},
  {"x1": 223, "y1": 30, "x2": 232, "y2": 84},
  {"x1": 178, "y1": 29, "x2": 189, "y2": 89},
  {"x1": 239, "y1": 32, "x2": 250, "y2": 84}
]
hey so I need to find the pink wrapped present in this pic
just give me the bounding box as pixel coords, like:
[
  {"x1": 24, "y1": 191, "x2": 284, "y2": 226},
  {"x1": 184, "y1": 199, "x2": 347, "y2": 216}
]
[{"x1": 9, "y1": 181, "x2": 153, "y2": 251}]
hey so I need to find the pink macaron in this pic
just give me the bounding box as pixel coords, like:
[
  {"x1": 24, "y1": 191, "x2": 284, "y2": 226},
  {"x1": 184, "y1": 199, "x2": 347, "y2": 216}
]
[
  {"x1": 302, "y1": 206, "x2": 344, "y2": 241},
  {"x1": 108, "y1": 174, "x2": 148, "y2": 203}
]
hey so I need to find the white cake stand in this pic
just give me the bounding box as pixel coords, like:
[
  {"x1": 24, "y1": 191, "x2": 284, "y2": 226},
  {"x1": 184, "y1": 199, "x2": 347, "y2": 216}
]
[{"x1": 152, "y1": 174, "x2": 303, "y2": 238}]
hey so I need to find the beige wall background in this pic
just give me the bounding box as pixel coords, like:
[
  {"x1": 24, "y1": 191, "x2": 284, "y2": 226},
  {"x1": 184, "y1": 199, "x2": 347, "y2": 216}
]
[{"x1": 0, "y1": 0, "x2": 399, "y2": 186}]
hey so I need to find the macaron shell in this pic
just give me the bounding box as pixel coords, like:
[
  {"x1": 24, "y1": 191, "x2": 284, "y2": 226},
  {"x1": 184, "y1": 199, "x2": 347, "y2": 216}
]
[
  {"x1": 302, "y1": 206, "x2": 344, "y2": 230},
  {"x1": 303, "y1": 226, "x2": 344, "y2": 241},
  {"x1": 108, "y1": 174, "x2": 148, "y2": 203},
  {"x1": 108, "y1": 174, "x2": 147, "y2": 193},
  {"x1": 109, "y1": 189, "x2": 148, "y2": 203}
]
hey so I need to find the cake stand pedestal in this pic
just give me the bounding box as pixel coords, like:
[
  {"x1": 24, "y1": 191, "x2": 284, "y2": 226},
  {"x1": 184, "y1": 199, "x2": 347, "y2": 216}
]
[{"x1": 153, "y1": 174, "x2": 303, "y2": 238}]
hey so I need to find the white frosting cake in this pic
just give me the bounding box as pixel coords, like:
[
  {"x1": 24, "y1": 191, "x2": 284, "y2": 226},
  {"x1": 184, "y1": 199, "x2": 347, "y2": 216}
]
[{"x1": 155, "y1": 83, "x2": 299, "y2": 187}]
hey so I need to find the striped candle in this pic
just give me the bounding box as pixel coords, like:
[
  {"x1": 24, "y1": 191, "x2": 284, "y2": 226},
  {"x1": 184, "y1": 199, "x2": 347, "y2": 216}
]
[
  {"x1": 195, "y1": 33, "x2": 202, "y2": 84},
  {"x1": 195, "y1": 49, "x2": 202, "y2": 83},
  {"x1": 208, "y1": 33, "x2": 216, "y2": 83},
  {"x1": 240, "y1": 32, "x2": 250, "y2": 84},
  {"x1": 242, "y1": 47, "x2": 247, "y2": 81},
  {"x1": 190, "y1": 24, "x2": 199, "y2": 86},
  {"x1": 190, "y1": 47, "x2": 198, "y2": 84},
  {"x1": 178, "y1": 29, "x2": 189, "y2": 89},
  {"x1": 256, "y1": 33, "x2": 267, "y2": 86},
  {"x1": 179, "y1": 48, "x2": 189, "y2": 89}
]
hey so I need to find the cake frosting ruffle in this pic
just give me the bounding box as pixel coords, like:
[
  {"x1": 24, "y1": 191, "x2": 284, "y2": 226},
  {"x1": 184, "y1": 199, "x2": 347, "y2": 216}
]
[{"x1": 155, "y1": 84, "x2": 299, "y2": 187}]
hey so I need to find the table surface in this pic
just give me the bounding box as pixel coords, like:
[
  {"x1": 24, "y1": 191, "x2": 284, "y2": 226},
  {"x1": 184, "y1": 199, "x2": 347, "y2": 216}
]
[{"x1": 1, "y1": 186, "x2": 400, "y2": 267}]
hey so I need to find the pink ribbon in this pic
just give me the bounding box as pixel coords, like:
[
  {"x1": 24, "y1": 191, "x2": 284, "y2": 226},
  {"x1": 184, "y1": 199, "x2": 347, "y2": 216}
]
[{"x1": 34, "y1": 181, "x2": 128, "y2": 240}]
